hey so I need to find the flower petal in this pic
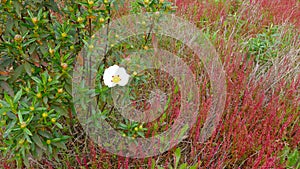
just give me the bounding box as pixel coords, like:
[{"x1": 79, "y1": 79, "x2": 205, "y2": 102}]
[
  {"x1": 116, "y1": 67, "x2": 130, "y2": 86},
  {"x1": 107, "y1": 82, "x2": 117, "y2": 88},
  {"x1": 103, "y1": 65, "x2": 119, "y2": 87},
  {"x1": 105, "y1": 65, "x2": 119, "y2": 75},
  {"x1": 103, "y1": 77, "x2": 114, "y2": 87}
]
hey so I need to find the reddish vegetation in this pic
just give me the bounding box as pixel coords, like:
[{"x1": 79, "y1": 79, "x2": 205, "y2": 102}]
[
  {"x1": 175, "y1": 0, "x2": 300, "y2": 29},
  {"x1": 64, "y1": 1, "x2": 299, "y2": 168},
  {"x1": 254, "y1": 0, "x2": 300, "y2": 29},
  {"x1": 173, "y1": 0, "x2": 300, "y2": 168},
  {"x1": 1, "y1": 1, "x2": 298, "y2": 168}
]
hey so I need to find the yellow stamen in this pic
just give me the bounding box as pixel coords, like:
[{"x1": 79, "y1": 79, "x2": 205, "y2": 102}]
[{"x1": 111, "y1": 75, "x2": 121, "y2": 83}]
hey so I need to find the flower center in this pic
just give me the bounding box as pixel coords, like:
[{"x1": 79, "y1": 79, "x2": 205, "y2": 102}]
[{"x1": 112, "y1": 75, "x2": 121, "y2": 83}]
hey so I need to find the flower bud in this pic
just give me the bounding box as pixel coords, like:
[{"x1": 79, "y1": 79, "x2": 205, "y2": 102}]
[
  {"x1": 49, "y1": 48, "x2": 55, "y2": 55},
  {"x1": 46, "y1": 140, "x2": 51, "y2": 145},
  {"x1": 61, "y1": 32, "x2": 67, "y2": 38},
  {"x1": 144, "y1": 0, "x2": 149, "y2": 5},
  {"x1": 25, "y1": 88, "x2": 30, "y2": 92},
  {"x1": 48, "y1": 77, "x2": 52, "y2": 82},
  {"x1": 88, "y1": 0, "x2": 94, "y2": 5},
  {"x1": 18, "y1": 139, "x2": 25, "y2": 145},
  {"x1": 14, "y1": 34, "x2": 22, "y2": 42},
  {"x1": 88, "y1": 45, "x2": 94, "y2": 50},
  {"x1": 51, "y1": 118, "x2": 56, "y2": 123},
  {"x1": 32, "y1": 17, "x2": 38, "y2": 24},
  {"x1": 77, "y1": 17, "x2": 84, "y2": 23},
  {"x1": 61, "y1": 63, "x2": 68, "y2": 70},
  {"x1": 29, "y1": 106, "x2": 35, "y2": 111},
  {"x1": 70, "y1": 45, "x2": 75, "y2": 50},
  {"x1": 36, "y1": 92, "x2": 42, "y2": 98},
  {"x1": 20, "y1": 122, "x2": 27, "y2": 129},
  {"x1": 42, "y1": 112, "x2": 48, "y2": 118},
  {"x1": 143, "y1": 46, "x2": 149, "y2": 50},
  {"x1": 58, "y1": 88, "x2": 63, "y2": 94},
  {"x1": 99, "y1": 17, "x2": 105, "y2": 23}
]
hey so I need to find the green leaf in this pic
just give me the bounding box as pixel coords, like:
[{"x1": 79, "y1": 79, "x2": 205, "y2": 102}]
[
  {"x1": 27, "y1": 9, "x2": 34, "y2": 18},
  {"x1": 55, "y1": 122, "x2": 63, "y2": 129},
  {"x1": 39, "y1": 44, "x2": 48, "y2": 55},
  {"x1": 64, "y1": 83, "x2": 72, "y2": 95},
  {"x1": 43, "y1": 96, "x2": 48, "y2": 105},
  {"x1": 48, "y1": 144, "x2": 53, "y2": 154},
  {"x1": 22, "y1": 150, "x2": 30, "y2": 167},
  {"x1": 25, "y1": 114, "x2": 34, "y2": 124},
  {"x1": 24, "y1": 62, "x2": 32, "y2": 76},
  {"x1": 3, "y1": 120, "x2": 16, "y2": 138},
  {"x1": 137, "y1": 2, "x2": 145, "y2": 7},
  {"x1": 35, "y1": 107, "x2": 47, "y2": 111},
  {"x1": 4, "y1": 92, "x2": 13, "y2": 106},
  {"x1": 28, "y1": 43, "x2": 37, "y2": 54},
  {"x1": 174, "y1": 148, "x2": 181, "y2": 169},
  {"x1": 24, "y1": 134, "x2": 32, "y2": 143},
  {"x1": 0, "y1": 147, "x2": 7, "y2": 151},
  {"x1": 37, "y1": 9, "x2": 43, "y2": 19},
  {"x1": 151, "y1": 159, "x2": 156, "y2": 169},
  {"x1": 0, "y1": 81, "x2": 14, "y2": 97},
  {"x1": 118, "y1": 123, "x2": 128, "y2": 129},
  {"x1": 6, "y1": 112, "x2": 17, "y2": 120},
  {"x1": 34, "y1": 146, "x2": 43, "y2": 161},
  {"x1": 0, "y1": 56, "x2": 13, "y2": 71},
  {"x1": 24, "y1": 128, "x2": 33, "y2": 136},
  {"x1": 32, "y1": 134, "x2": 46, "y2": 150},
  {"x1": 38, "y1": 130, "x2": 51, "y2": 138},
  {"x1": 52, "y1": 142, "x2": 67, "y2": 150},
  {"x1": 49, "y1": 0, "x2": 60, "y2": 13},
  {"x1": 178, "y1": 163, "x2": 187, "y2": 169},
  {"x1": 52, "y1": 106, "x2": 68, "y2": 117},
  {"x1": 41, "y1": 71, "x2": 48, "y2": 84},
  {"x1": 189, "y1": 164, "x2": 198, "y2": 169},
  {"x1": 17, "y1": 111, "x2": 24, "y2": 123},
  {"x1": 31, "y1": 76, "x2": 42, "y2": 84},
  {"x1": 280, "y1": 146, "x2": 290, "y2": 164},
  {"x1": 10, "y1": 64, "x2": 25, "y2": 82},
  {"x1": 13, "y1": 89, "x2": 22, "y2": 103},
  {"x1": 137, "y1": 131, "x2": 145, "y2": 138},
  {"x1": 0, "y1": 76, "x2": 9, "y2": 81},
  {"x1": 13, "y1": 1, "x2": 22, "y2": 18},
  {"x1": 61, "y1": 135, "x2": 71, "y2": 140},
  {"x1": 0, "y1": 108, "x2": 9, "y2": 114},
  {"x1": 288, "y1": 149, "x2": 299, "y2": 167},
  {"x1": 5, "y1": 17, "x2": 14, "y2": 35}
]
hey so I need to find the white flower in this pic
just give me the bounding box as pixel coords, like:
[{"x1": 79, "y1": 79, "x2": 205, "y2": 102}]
[{"x1": 103, "y1": 65, "x2": 130, "y2": 88}]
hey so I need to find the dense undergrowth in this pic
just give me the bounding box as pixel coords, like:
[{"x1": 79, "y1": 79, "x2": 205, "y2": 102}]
[{"x1": 0, "y1": 0, "x2": 299, "y2": 168}]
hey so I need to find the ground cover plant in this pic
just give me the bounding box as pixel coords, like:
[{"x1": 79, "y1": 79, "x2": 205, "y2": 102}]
[{"x1": 0, "y1": 0, "x2": 299, "y2": 168}]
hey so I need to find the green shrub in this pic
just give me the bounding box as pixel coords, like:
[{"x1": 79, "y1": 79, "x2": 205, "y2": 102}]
[
  {"x1": 0, "y1": 0, "x2": 175, "y2": 167},
  {"x1": 0, "y1": 0, "x2": 114, "y2": 167},
  {"x1": 280, "y1": 146, "x2": 300, "y2": 169},
  {"x1": 246, "y1": 24, "x2": 296, "y2": 64}
]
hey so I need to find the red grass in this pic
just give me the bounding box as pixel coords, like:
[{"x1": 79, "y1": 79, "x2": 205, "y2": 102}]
[
  {"x1": 2, "y1": 1, "x2": 298, "y2": 168},
  {"x1": 254, "y1": 0, "x2": 300, "y2": 29},
  {"x1": 62, "y1": 1, "x2": 299, "y2": 167}
]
